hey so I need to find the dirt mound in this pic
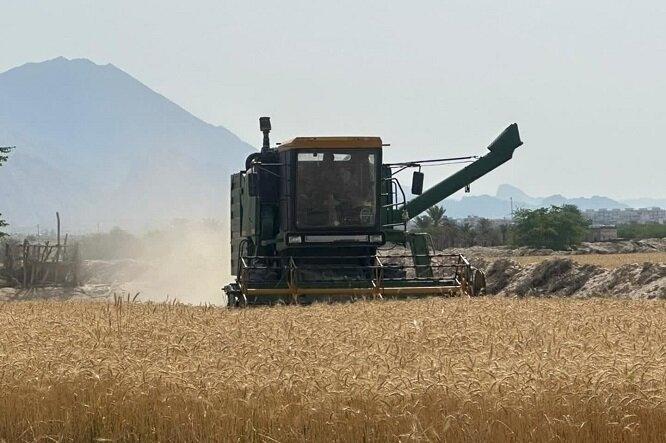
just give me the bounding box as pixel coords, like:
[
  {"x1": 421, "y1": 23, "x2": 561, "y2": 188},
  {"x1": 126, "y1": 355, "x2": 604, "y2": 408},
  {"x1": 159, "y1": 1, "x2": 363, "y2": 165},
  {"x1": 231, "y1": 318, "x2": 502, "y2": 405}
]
[
  {"x1": 576, "y1": 238, "x2": 666, "y2": 254},
  {"x1": 484, "y1": 258, "x2": 604, "y2": 297},
  {"x1": 0, "y1": 260, "x2": 145, "y2": 302},
  {"x1": 481, "y1": 258, "x2": 666, "y2": 299},
  {"x1": 0, "y1": 283, "x2": 129, "y2": 302},
  {"x1": 581, "y1": 262, "x2": 666, "y2": 299},
  {"x1": 484, "y1": 259, "x2": 520, "y2": 294},
  {"x1": 442, "y1": 238, "x2": 666, "y2": 258},
  {"x1": 381, "y1": 244, "x2": 666, "y2": 299}
]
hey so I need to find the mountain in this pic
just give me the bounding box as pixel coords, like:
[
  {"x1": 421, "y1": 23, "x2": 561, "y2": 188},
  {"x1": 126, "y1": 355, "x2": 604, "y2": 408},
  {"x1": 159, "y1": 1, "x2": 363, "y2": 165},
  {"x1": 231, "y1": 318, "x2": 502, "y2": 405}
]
[
  {"x1": 542, "y1": 195, "x2": 627, "y2": 210},
  {"x1": 495, "y1": 184, "x2": 541, "y2": 206},
  {"x1": 0, "y1": 57, "x2": 254, "y2": 231},
  {"x1": 2, "y1": 57, "x2": 661, "y2": 230},
  {"x1": 441, "y1": 185, "x2": 638, "y2": 219}
]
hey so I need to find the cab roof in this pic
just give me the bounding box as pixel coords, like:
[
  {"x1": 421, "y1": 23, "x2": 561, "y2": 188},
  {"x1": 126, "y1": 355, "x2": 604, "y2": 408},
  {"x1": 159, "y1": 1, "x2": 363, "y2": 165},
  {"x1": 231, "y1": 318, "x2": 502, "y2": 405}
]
[{"x1": 277, "y1": 136, "x2": 383, "y2": 152}]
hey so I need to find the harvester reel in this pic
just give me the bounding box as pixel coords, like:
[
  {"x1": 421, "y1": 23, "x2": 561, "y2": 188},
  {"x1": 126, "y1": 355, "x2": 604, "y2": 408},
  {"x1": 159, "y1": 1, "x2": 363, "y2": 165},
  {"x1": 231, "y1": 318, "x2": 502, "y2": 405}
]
[{"x1": 469, "y1": 268, "x2": 486, "y2": 297}]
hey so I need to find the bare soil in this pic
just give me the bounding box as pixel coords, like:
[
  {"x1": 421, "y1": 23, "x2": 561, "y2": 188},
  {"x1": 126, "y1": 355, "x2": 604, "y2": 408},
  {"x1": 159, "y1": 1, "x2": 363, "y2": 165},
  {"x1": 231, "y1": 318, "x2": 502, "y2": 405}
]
[
  {"x1": 2, "y1": 239, "x2": 665, "y2": 302},
  {"x1": 437, "y1": 239, "x2": 666, "y2": 299}
]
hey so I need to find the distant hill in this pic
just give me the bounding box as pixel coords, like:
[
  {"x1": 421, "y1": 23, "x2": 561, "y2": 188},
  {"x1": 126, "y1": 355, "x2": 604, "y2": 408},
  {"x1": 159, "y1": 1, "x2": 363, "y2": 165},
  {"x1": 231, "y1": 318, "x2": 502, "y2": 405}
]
[
  {"x1": 541, "y1": 194, "x2": 627, "y2": 211},
  {"x1": 0, "y1": 57, "x2": 253, "y2": 231},
  {"x1": 442, "y1": 185, "x2": 637, "y2": 219},
  {"x1": 1, "y1": 58, "x2": 662, "y2": 231},
  {"x1": 495, "y1": 184, "x2": 541, "y2": 206}
]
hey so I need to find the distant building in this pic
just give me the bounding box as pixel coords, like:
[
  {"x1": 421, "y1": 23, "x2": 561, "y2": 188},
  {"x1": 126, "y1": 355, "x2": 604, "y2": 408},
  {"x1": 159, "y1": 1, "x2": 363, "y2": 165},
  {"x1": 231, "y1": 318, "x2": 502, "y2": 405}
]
[
  {"x1": 586, "y1": 225, "x2": 619, "y2": 242},
  {"x1": 584, "y1": 207, "x2": 666, "y2": 225}
]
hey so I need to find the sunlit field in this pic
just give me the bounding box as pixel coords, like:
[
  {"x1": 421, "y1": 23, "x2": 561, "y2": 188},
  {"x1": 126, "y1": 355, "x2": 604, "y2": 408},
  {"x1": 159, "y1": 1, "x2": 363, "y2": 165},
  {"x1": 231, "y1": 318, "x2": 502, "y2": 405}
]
[{"x1": 1, "y1": 297, "x2": 665, "y2": 441}]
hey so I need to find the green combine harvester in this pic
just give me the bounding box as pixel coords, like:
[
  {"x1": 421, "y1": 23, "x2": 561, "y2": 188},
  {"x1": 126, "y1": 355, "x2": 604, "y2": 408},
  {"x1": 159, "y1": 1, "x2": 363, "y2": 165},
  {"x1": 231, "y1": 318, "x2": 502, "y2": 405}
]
[{"x1": 224, "y1": 117, "x2": 523, "y2": 306}]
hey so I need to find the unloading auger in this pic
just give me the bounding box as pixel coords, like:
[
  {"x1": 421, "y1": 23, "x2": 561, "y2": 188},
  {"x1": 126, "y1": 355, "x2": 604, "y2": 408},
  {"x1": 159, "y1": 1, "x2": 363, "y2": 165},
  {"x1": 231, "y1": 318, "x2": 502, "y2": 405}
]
[{"x1": 224, "y1": 117, "x2": 523, "y2": 306}]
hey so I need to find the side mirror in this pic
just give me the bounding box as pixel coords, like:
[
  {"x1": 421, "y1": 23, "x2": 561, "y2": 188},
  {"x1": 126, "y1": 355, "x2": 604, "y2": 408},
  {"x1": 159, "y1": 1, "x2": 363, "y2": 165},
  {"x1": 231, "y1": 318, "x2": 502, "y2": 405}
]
[
  {"x1": 247, "y1": 172, "x2": 259, "y2": 197},
  {"x1": 411, "y1": 171, "x2": 424, "y2": 195}
]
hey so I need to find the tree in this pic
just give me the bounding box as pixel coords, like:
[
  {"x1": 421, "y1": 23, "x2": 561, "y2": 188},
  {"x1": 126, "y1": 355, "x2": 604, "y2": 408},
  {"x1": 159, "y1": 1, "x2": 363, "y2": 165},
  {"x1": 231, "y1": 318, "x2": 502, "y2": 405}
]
[
  {"x1": 414, "y1": 215, "x2": 432, "y2": 230},
  {"x1": 511, "y1": 205, "x2": 589, "y2": 250},
  {"x1": 426, "y1": 206, "x2": 445, "y2": 227},
  {"x1": 499, "y1": 223, "x2": 510, "y2": 244},
  {"x1": 459, "y1": 223, "x2": 476, "y2": 247},
  {"x1": 412, "y1": 207, "x2": 511, "y2": 249},
  {"x1": 439, "y1": 217, "x2": 462, "y2": 248},
  {"x1": 476, "y1": 218, "x2": 493, "y2": 246},
  {"x1": 0, "y1": 146, "x2": 13, "y2": 238},
  {"x1": 618, "y1": 223, "x2": 666, "y2": 240}
]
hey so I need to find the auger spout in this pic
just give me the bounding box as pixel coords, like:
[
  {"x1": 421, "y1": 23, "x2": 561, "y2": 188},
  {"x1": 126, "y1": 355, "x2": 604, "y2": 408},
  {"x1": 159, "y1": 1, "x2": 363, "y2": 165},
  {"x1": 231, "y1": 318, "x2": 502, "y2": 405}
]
[{"x1": 399, "y1": 123, "x2": 523, "y2": 220}]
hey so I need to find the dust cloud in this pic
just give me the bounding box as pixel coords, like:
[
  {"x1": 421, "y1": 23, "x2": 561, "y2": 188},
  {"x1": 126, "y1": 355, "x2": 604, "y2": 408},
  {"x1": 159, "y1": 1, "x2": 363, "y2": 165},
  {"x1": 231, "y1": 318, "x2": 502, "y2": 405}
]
[
  {"x1": 82, "y1": 222, "x2": 232, "y2": 305},
  {"x1": 128, "y1": 228, "x2": 231, "y2": 305}
]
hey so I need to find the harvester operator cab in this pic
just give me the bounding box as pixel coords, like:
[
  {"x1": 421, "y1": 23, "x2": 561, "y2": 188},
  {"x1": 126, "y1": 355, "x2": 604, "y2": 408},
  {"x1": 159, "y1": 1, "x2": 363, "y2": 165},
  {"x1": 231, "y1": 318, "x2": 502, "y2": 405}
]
[
  {"x1": 230, "y1": 117, "x2": 385, "y2": 274},
  {"x1": 279, "y1": 137, "x2": 383, "y2": 243},
  {"x1": 294, "y1": 150, "x2": 378, "y2": 229}
]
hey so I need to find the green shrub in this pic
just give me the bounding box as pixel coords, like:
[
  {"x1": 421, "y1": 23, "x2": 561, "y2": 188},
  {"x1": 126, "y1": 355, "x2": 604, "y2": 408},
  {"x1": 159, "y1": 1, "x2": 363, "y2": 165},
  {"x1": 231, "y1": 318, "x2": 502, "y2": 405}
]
[
  {"x1": 618, "y1": 223, "x2": 666, "y2": 239},
  {"x1": 511, "y1": 205, "x2": 589, "y2": 250}
]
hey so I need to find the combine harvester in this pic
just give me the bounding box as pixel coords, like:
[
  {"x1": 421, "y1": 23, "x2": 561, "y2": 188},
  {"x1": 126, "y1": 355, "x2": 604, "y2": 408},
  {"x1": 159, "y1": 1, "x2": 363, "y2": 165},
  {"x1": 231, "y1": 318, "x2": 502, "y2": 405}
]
[{"x1": 224, "y1": 118, "x2": 523, "y2": 306}]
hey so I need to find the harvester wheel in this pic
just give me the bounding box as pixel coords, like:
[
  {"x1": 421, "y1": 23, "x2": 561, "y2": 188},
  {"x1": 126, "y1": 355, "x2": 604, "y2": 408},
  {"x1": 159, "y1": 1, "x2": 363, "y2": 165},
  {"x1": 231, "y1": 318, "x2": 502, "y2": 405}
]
[
  {"x1": 223, "y1": 283, "x2": 245, "y2": 308},
  {"x1": 469, "y1": 268, "x2": 486, "y2": 297}
]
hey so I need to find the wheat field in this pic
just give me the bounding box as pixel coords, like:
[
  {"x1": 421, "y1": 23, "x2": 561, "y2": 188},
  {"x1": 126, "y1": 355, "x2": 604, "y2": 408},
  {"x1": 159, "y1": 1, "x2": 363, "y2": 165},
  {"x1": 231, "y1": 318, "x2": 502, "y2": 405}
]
[{"x1": 1, "y1": 297, "x2": 666, "y2": 442}]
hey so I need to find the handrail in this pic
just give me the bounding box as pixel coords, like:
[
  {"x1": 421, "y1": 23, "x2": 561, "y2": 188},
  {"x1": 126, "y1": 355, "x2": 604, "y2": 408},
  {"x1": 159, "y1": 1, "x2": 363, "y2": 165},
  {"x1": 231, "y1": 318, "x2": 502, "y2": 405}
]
[{"x1": 240, "y1": 253, "x2": 467, "y2": 260}]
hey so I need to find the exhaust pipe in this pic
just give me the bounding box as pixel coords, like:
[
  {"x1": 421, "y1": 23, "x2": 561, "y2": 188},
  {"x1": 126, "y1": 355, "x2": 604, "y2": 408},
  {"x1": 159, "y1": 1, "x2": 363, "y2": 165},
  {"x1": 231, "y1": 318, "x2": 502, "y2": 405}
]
[{"x1": 259, "y1": 116, "x2": 271, "y2": 152}]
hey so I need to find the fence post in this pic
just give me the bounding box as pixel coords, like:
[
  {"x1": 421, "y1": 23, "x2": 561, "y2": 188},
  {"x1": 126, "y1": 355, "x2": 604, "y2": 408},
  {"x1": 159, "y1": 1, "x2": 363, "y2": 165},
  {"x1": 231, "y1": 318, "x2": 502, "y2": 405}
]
[
  {"x1": 3, "y1": 243, "x2": 10, "y2": 279},
  {"x1": 22, "y1": 239, "x2": 28, "y2": 288}
]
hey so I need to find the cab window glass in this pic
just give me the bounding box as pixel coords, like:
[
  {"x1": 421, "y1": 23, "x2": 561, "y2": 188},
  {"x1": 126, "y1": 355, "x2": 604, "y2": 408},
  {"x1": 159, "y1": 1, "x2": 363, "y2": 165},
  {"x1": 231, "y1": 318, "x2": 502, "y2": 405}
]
[{"x1": 296, "y1": 151, "x2": 376, "y2": 228}]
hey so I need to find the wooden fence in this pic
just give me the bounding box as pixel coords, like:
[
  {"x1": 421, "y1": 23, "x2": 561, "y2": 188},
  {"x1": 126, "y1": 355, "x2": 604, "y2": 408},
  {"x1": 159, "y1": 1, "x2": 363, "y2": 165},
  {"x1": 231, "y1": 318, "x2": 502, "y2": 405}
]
[{"x1": 2, "y1": 240, "x2": 80, "y2": 288}]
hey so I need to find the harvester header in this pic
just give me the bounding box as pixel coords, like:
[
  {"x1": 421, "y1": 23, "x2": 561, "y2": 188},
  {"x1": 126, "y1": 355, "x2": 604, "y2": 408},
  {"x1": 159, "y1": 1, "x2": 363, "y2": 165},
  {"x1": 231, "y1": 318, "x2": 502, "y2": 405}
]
[{"x1": 224, "y1": 117, "x2": 524, "y2": 306}]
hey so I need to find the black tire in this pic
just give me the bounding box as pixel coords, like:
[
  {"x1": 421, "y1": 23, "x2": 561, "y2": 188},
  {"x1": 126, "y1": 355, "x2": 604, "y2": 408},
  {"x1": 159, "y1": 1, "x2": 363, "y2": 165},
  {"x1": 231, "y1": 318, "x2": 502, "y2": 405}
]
[{"x1": 223, "y1": 283, "x2": 242, "y2": 308}]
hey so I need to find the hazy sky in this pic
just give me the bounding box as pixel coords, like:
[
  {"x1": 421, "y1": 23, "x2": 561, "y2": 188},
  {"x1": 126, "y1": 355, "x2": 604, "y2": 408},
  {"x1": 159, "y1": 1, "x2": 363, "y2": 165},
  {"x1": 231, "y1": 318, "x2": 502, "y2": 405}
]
[{"x1": 2, "y1": 0, "x2": 665, "y2": 199}]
